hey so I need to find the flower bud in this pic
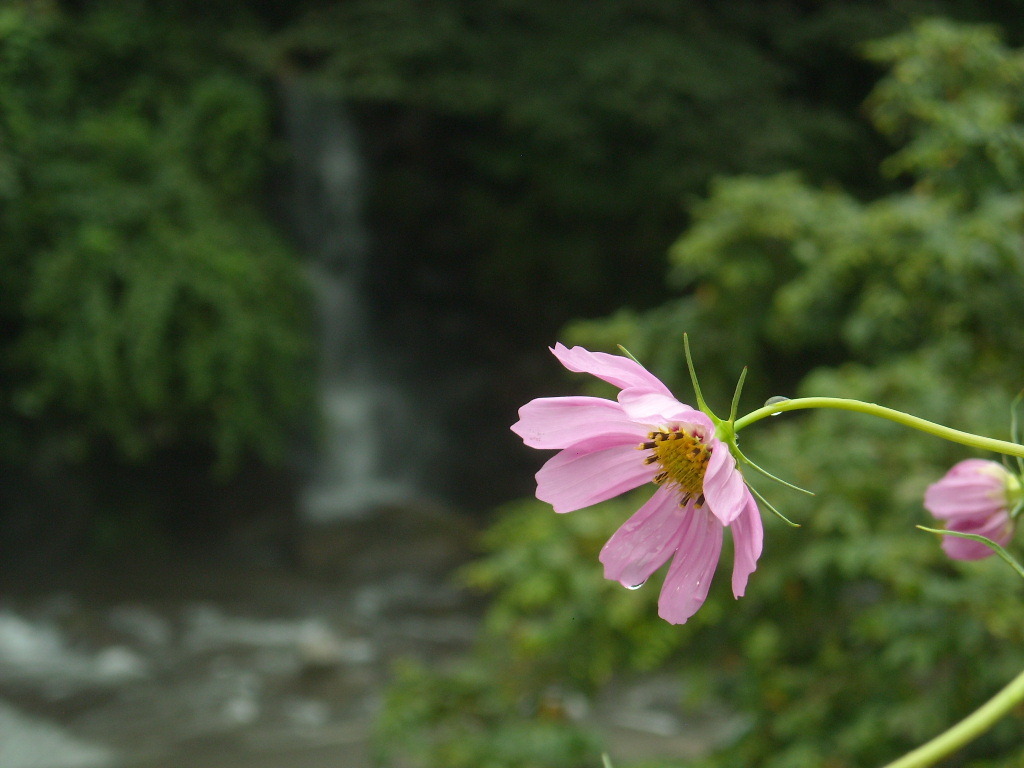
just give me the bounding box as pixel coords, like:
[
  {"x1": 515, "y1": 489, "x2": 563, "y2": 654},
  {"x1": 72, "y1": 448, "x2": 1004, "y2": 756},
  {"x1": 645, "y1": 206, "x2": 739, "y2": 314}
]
[{"x1": 924, "y1": 459, "x2": 1020, "y2": 560}]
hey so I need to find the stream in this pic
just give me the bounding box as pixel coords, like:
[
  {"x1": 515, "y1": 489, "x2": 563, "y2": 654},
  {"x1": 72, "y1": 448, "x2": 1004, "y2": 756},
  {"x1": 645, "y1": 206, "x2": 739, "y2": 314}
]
[
  {"x1": 0, "y1": 505, "x2": 478, "y2": 768},
  {"x1": 0, "y1": 504, "x2": 733, "y2": 768}
]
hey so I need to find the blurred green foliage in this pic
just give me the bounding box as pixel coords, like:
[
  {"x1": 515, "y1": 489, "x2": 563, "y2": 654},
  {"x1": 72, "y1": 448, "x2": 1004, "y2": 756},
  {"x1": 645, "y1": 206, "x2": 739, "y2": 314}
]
[
  {"x1": 377, "y1": 18, "x2": 1024, "y2": 768},
  {"x1": 0, "y1": 1, "x2": 311, "y2": 470}
]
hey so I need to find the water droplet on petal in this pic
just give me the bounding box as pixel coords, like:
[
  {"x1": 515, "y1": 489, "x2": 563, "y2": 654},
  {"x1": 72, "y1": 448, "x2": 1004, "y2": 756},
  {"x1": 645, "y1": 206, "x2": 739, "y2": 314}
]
[
  {"x1": 765, "y1": 395, "x2": 790, "y2": 415},
  {"x1": 626, "y1": 580, "x2": 647, "y2": 590}
]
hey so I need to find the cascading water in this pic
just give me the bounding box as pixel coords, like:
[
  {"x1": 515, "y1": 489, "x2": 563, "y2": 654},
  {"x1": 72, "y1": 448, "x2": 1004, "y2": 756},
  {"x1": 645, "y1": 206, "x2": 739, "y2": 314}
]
[{"x1": 279, "y1": 78, "x2": 431, "y2": 521}]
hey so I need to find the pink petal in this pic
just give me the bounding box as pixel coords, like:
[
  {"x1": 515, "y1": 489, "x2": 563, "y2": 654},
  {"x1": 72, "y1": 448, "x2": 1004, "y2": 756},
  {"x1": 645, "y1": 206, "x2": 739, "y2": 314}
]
[
  {"x1": 512, "y1": 396, "x2": 647, "y2": 449},
  {"x1": 941, "y1": 537, "x2": 992, "y2": 561},
  {"x1": 673, "y1": 410, "x2": 716, "y2": 435},
  {"x1": 942, "y1": 511, "x2": 1013, "y2": 561},
  {"x1": 702, "y1": 442, "x2": 747, "y2": 525},
  {"x1": 657, "y1": 508, "x2": 724, "y2": 625},
  {"x1": 924, "y1": 459, "x2": 1009, "y2": 520},
  {"x1": 551, "y1": 343, "x2": 673, "y2": 396},
  {"x1": 945, "y1": 458, "x2": 1004, "y2": 477},
  {"x1": 556, "y1": 432, "x2": 654, "y2": 455},
  {"x1": 729, "y1": 492, "x2": 763, "y2": 598},
  {"x1": 617, "y1": 389, "x2": 708, "y2": 426},
  {"x1": 536, "y1": 442, "x2": 657, "y2": 513},
  {"x1": 600, "y1": 485, "x2": 688, "y2": 588}
]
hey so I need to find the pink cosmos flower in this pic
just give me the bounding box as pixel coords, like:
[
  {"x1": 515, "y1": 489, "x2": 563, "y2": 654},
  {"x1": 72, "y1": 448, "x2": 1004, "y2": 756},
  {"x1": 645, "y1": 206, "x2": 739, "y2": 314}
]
[
  {"x1": 511, "y1": 343, "x2": 763, "y2": 624},
  {"x1": 923, "y1": 459, "x2": 1020, "y2": 560}
]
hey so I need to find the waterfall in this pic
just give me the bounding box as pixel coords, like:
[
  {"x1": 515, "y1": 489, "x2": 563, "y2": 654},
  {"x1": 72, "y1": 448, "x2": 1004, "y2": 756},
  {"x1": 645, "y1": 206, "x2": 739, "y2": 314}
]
[{"x1": 279, "y1": 78, "x2": 431, "y2": 521}]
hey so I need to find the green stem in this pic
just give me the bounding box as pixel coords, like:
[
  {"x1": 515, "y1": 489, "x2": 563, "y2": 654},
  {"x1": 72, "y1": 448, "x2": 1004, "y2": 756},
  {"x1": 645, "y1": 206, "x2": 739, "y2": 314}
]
[
  {"x1": 880, "y1": 666, "x2": 1024, "y2": 768},
  {"x1": 735, "y1": 397, "x2": 1024, "y2": 459}
]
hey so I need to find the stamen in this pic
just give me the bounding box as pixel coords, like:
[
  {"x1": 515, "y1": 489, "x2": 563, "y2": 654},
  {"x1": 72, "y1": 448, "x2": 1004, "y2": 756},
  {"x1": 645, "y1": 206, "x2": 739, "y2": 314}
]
[{"x1": 639, "y1": 426, "x2": 712, "y2": 499}]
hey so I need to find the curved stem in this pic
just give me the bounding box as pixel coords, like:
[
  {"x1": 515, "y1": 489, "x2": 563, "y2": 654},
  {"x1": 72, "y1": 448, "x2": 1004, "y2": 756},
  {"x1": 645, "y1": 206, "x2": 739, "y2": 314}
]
[
  {"x1": 880, "y1": 666, "x2": 1024, "y2": 768},
  {"x1": 735, "y1": 397, "x2": 1024, "y2": 459}
]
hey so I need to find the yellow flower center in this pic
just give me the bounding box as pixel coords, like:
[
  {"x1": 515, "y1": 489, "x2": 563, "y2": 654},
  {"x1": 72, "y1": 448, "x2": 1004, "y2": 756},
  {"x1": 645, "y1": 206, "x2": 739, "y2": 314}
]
[{"x1": 638, "y1": 428, "x2": 712, "y2": 505}]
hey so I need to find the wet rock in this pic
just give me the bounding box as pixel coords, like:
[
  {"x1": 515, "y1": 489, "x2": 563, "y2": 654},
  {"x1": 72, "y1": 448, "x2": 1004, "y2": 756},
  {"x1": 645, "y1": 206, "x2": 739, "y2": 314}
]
[
  {"x1": 281, "y1": 697, "x2": 331, "y2": 728},
  {"x1": 105, "y1": 606, "x2": 173, "y2": 649},
  {"x1": 180, "y1": 604, "x2": 372, "y2": 672},
  {"x1": 587, "y1": 675, "x2": 749, "y2": 765},
  {"x1": 296, "y1": 622, "x2": 372, "y2": 673}
]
